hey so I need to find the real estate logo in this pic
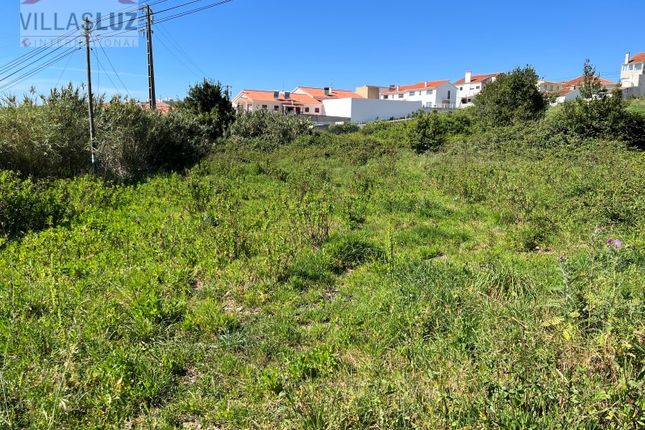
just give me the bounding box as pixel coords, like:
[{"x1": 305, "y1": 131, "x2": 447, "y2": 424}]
[{"x1": 20, "y1": 0, "x2": 141, "y2": 48}]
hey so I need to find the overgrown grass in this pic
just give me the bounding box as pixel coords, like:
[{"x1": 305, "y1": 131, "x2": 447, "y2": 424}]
[{"x1": 0, "y1": 127, "x2": 643, "y2": 428}]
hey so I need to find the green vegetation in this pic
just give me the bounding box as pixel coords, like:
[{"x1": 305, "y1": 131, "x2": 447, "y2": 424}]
[
  {"x1": 0, "y1": 80, "x2": 234, "y2": 180},
  {"x1": 627, "y1": 97, "x2": 645, "y2": 115},
  {"x1": 1, "y1": 118, "x2": 644, "y2": 428},
  {"x1": 473, "y1": 66, "x2": 548, "y2": 128},
  {"x1": 1, "y1": 64, "x2": 645, "y2": 427}
]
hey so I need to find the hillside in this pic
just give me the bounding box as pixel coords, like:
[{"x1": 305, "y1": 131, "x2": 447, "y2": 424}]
[{"x1": 1, "y1": 124, "x2": 643, "y2": 428}]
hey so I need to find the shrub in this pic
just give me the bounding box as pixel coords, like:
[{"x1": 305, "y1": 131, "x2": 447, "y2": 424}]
[
  {"x1": 408, "y1": 111, "x2": 448, "y2": 153},
  {"x1": 229, "y1": 110, "x2": 311, "y2": 150},
  {"x1": 473, "y1": 66, "x2": 548, "y2": 128},
  {"x1": 0, "y1": 171, "x2": 66, "y2": 240},
  {"x1": 327, "y1": 123, "x2": 360, "y2": 135},
  {"x1": 549, "y1": 90, "x2": 645, "y2": 149},
  {"x1": 0, "y1": 85, "x2": 91, "y2": 178},
  {"x1": 176, "y1": 79, "x2": 235, "y2": 140}
]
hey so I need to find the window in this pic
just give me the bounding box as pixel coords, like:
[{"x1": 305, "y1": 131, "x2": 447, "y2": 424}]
[
  {"x1": 274, "y1": 105, "x2": 279, "y2": 111},
  {"x1": 262, "y1": 105, "x2": 268, "y2": 110},
  {"x1": 459, "y1": 86, "x2": 463, "y2": 90},
  {"x1": 475, "y1": 85, "x2": 480, "y2": 89},
  {"x1": 315, "y1": 107, "x2": 320, "y2": 113},
  {"x1": 383, "y1": 95, "x2": 388, "y2": 99},
  {"x1": 637, "y1": 63, "x2": 643, "y2": 70},
  {"x1": 398, "y1": 94, "x2": 404, "y2": 99},
  {"x1": 629, "y1": 64, "x2": 634, "y2": 70},
  {"x1": 426, "y1": 90, "x2": 433, "y2": 95},
  {"x1": 409, "y1": 91, "x2": 416, "y2": 96},
  {"x1": 305, "y1": 107, "x2": 310, "y2": 113},
  {"x1": 447, "y1": 90, "x2": 451, "y2": 99}
]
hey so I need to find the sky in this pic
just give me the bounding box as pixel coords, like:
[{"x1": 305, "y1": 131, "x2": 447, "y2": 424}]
[{"x1": 1, "y1": 0, "x2": 644, "y2": 101}]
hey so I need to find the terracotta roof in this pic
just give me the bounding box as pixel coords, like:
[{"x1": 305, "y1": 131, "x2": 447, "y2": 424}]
[
  {"x1": 237, "y1": 90, "x2": 320, "y2": 106},
  {"x1": 382, "y1": 80, "x2": 450, "y2": 95},
  {"x1": 559, "y1": 87, "x2": 575, "y2": 96},
  {"x1": 561, "y1": 76, "x2": 617, "y2": 88},
  {"x1": 454, "y1": 72, "x2": 502, "y2": 86},
  {"x1": 628, "y1": 52, "x2": 645, "y2": 64},
  {"x1": 294, "y1": 87, "x2": 363, "y2": 100},
  {"x1": 140, "y1": 100, "x2": 172, "y2": 113}
]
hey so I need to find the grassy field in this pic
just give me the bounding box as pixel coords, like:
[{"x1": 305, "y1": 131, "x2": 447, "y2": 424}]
[
  {"x1": 627, "y1": 97, "x2": 645, "y2": 115},
  {"x1": 1, "y1": 127, "x2": 644, "y2": 428}
]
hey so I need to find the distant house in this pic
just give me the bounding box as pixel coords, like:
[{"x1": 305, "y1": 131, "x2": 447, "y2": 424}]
[
  {"x1": 380, "y1": 80, "x2": 456, "y2": 109},
  {"x1": 454, "y1": 71, "x2": 502, "y2": 108},
  {"x1": 355, "y1": 85, "x2": 388, "y2": 99},
  {"x1": 140, "y1": 100, "x2": 173, "y2": 113},
  {"x1": 232, "y1": 89, "x2": 321, "y2": 115},
  {"x1": 292, "y1": 86, "x2": 364, "y2": 101},
  {"x1": 552, "y1": 75, "x2": 617, "y2": 104},
  {"x1": 537, "y1": 80, "x2": 564, "y2": 94},
  {"x1": 621, "y1": 51, "x2": 645, "y2": 98}
]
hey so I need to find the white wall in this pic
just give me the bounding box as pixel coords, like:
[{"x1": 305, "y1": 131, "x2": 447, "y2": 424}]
[
  {"x1": 322, "y1": 98, "x2": 422, "y2": 123},
  {"x1": 380, "y1": 83, "x2": 456, "y2": 109},
  {"x1": 621, "y1": 62, "x2": 644, "y2": 88}
]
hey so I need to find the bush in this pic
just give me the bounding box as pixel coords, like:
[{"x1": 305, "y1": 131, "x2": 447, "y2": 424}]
[
  {"x1": 327, "y1": 123, "x2": 360, "y2": 135},
  {"x1": 95, "y1": 99, "x2": 213, "y2": 181},
  {"x1": 408, "y1": 111, "x2": 448, "y2": 153},
  {"x1": 473, "y1": 66, "x2": 548, "y2": 128},
  {"x1": 549, "y1": 90, "x2": 645, "y2": 149},
  {"x1": 0, "y1": 85, "x2": 90, "y2": 178},
  {"x1": 0, "y1": 171, "x2": 66, "y2": 241},
  {"x1": 229, "y1": 110, "x2": 311, "y2": 150}
]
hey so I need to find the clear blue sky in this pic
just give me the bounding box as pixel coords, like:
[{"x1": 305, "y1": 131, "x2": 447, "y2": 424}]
[{"x1": 1, "y1": 0, "x2": 643, "y2": 101}]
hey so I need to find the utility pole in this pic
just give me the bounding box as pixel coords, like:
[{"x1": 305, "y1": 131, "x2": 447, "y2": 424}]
[
  {"x1": 83, "y1": 17, "x2": 96, "y2": 169},
  {"x1": 145, "y1": 5, "x2": 157, "y2": 110}
]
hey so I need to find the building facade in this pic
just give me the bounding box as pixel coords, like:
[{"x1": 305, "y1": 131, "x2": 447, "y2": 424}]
[
  {"x1": 380, "y1": 80, "x2": 456, "y2": 109},
  {"x1": 454, "y1": 71, "x2": 501, "y2": 107},
  {"x1": 621, "y1": 52, "x2": 645, "y2": 98},
  {"x1": 232, "y1": 90, "x2": 322, "y2": 115}
]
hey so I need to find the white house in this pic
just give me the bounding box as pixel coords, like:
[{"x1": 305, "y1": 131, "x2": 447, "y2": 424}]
[
  {"x1": 620, "y1": 51, "x2": 645, "y2": 98},
  {"x1": 380, "y1": 80, "x2": 456, "y2": 109},
  {"x1": 537, "y1": 80, "x2": 564, "y2": 93},
  {"x1": 232, "y1": 90, "x2": 322, "y2": 115},
  {"x1": 322, "y1": 98, "x2": 422, "y2": 123},
  {"x1": 552, "y1": 75, "x2": 618, "y2": 104},
  {"x1": 454, "y1": 71, "x2": 502, "y2": 107}
]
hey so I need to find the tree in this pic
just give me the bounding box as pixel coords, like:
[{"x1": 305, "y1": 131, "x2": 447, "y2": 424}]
[
  {"x1": 178, "y1": 79, "x2": 235, "y2": 138},
  {"x1": 579, "y1": 59, "x2": 604, "y2": 99},
  {"x1": 473, "y1": 66, "x2": 548, "y2": 128}
]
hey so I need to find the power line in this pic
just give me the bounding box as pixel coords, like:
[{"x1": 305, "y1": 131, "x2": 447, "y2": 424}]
[
  {"x1": 154, "y1": 0, "x2": 235, "y2": 25},
  {"x1": 95, "y1": 39, "x2": 131, "y2": 97},
  {"x1": 0, "y1": 47, "x2": 80, "y2": 93}
]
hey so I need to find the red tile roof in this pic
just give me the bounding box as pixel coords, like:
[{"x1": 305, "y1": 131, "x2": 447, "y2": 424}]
[
  {"x1": 237, "y1": 90, "x2": 320, "y2": 106},
  {"x1": 140, "y1": 100, "x2": 172, "y2": 113},
  {"x1": 382, "y1": 80, "x2": 450, "y2": 95},
  {"x1": 628, "y1": 52, "x2": 645, "y2": 64},
  {"x1": 454, "y1": 72, "x2": 501, "y2": 86},
  {"x1": 294, "y1": 87, "x2": 363, "y2": 100},
  {"x1": 562, "y1": 76, "x2": 617, "y2": 88}
]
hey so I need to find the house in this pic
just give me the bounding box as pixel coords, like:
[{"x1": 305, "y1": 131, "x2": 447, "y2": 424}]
[
  {"x1": 292, "y1": 86, "x2": 363, "y2": 101},
  {"x1": 537, "y1": 80, "x2": 563, "y2": 93},
  {"x1": 232, "y1": 89, "x2": 322, "y2": 115},
  {"x1": 620, "y1": 51, "x2": 645, "y2": 98},
  {"x1": 139, "y1": 100, "x2": 173, "y2": 113},
  {"x1": 454, "y1": 71, "x2": 502, "y2": 107},
  {"x1": 380, "y1": 80, "x2": 457, "y2": 109},
  {"x1": 553, "y1": 75, "x2": 618, "y2": 104},
  {"x1": 355, "y1": 85, "x2": 388, "y2": 99}
]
